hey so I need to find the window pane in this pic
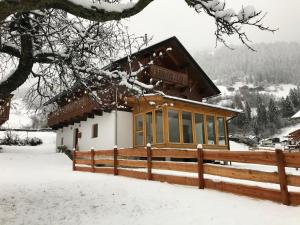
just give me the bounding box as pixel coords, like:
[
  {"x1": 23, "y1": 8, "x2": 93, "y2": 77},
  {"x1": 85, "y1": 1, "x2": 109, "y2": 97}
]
[
  {"x1": 156, "y1": 110, "x2": 163, "y2": 144},
  {"x1": 92, "y1": 124, "x2": 98, "y2": 138},
  {"x1": 168, "y1": 110, "x2": 180, "y2": 143},
  {"x1": 146, "y1": 112, "x2": 153, "y2": 144},
  {"x1": 218, "y1": 117, "x2": 226, "y2": 145},
  {"x1": 135, "y1": 115, "x2": 143, "y2": 131},
  {"x1": 135, "y1": 114, "x2": 143, "y2": 146},
  {"x1": 207, "y1": 116, "x2": 216, "y2": 145},
  {"x1": 195, "y1": 113, "x2": 204, "y2": 144},
  {"x1": 135, "y1": 132, "x2": 143, "y2": 146},
  {"x1": 182, "y1": 112, "x2": 193, "y2": 143}
]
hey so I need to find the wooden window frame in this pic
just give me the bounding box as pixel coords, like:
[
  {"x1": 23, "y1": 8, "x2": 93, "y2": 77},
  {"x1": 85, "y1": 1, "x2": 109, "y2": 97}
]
[
  {"x1": 217, "y1": 116, "x2": 227, "y2": 146},
  {"x1": 145, "y1": 111, "x2": 154, "y2": 145},
  {"x1": 205, "y1": 114, "x2": 217, "y2": 146},
  {"x1": 167, "y1": 108, "x2": 181, "y2": 144},
  {"x1": 154, "y1": 109, "x2": 165, "y2": 144},
  {"x1": 132, "y1": 104, "x2": 229, "y2": 149},
  {"x1": 181, "y1": 110, "x2": 194, "y2": 144},
  {"x1": 194, "y1": 112, "x2": 205, "y2": 145},
  {"x1": 91, "y1": 123, "x2": 98, "y2": 138},
  {"x1": 134, "y1": 113, "x2": 145, "y2": 147}
]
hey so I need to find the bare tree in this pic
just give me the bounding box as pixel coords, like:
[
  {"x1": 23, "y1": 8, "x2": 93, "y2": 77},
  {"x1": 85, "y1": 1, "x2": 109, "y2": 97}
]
[{"x1": 0, "y1": 0, "x2": 275, "y2": 102}]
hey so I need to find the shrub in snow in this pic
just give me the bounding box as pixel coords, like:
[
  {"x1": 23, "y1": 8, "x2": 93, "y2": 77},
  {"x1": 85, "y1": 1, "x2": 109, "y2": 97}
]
[
  {"x1": 57, "y1": 145, "x2": 68, "y2": 153},
  {"x1": 0, "y1": 131, "x2": 22, "y2": 145},
  {"x1": 24, "y1": 137, "x2": 43, "y2": 146},
  {"x1": 0, "y1": 131, "x2": 43, "y2": 146}
]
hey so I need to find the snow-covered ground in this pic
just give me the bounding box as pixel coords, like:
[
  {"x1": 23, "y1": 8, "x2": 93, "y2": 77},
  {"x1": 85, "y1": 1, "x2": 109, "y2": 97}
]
[{"x1": 1, "y1": 132, "x2": 300, "y2": 225}]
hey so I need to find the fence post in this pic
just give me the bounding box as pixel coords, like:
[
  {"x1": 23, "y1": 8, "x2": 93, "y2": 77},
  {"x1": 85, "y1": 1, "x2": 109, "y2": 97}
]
[
  {"x1": 197, "y1": 144, "x2": 205, "y2": 189},
  {"x1": 114, "y1": 145, "x2": 118, "y2": 176},
  {"x1": 275, "y1": 146, "x2": 290, "y2": 205},
  {"x1": 72, "y1": 148, "x2": 76, "y2": 171},
  {"x1": 147, "y1": 143, "x2": 152, "y2": 180},
  {"x1": 91, "y1": 147, "x2": 95, "y2": 173}
]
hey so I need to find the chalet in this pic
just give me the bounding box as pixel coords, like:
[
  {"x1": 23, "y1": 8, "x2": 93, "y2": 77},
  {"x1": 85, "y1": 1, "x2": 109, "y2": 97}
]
[
  {"x1": 46, "y1": 37, "x2": 240, "y2": 151},
  {"x1": 0, "y1": 94, "x2": 13, "y2": 126},
  {"x1": 288, "y1": 111, "x2": 300, "y2": 149}
]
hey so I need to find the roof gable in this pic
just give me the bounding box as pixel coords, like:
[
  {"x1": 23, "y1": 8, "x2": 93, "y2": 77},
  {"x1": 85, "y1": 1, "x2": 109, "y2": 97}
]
[{"x1": 106, "y1": 36, "x2": 220, "y2": 98}]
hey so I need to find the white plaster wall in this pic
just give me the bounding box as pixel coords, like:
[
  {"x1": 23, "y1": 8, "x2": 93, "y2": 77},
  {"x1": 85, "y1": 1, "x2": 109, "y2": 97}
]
[
  {"x1": 55, "y1": 110, "x2": 133, "y2": 151},
  {"x1": 117, "y1": 111, "x2": 133, "y2": 148},
  {"x1": 78, "y1": 113, "x2": 115, "y2": 150},
  {"x1": 56, "y1": 127, "x2": 75, "y2": 150}
]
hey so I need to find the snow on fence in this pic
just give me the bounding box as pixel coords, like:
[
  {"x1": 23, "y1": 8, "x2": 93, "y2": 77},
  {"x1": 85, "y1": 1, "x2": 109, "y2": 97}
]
[{"x1": 72, "y1": 146, "x2": 300, "y2": 206}]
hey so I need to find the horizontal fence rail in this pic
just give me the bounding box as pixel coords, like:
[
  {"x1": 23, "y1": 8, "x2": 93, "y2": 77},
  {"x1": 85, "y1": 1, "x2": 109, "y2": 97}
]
[{"x1": 72, "y1": 146, "x2": 300, "y2": 206}]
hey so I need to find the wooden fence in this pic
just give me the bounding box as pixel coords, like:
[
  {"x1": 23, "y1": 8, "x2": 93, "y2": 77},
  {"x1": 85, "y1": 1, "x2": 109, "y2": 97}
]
[{"x1": 72, "y1": 145, "x2": 300, "y2": 206}]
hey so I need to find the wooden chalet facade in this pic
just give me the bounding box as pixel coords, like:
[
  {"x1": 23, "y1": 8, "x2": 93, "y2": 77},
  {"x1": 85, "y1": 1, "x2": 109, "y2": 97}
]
[
  {"x1": 47, "y1": 37, "x2": 240, "y2": 151},
  {"x1": 0, "y1": 95, "x2": 13, "y2": 126}
]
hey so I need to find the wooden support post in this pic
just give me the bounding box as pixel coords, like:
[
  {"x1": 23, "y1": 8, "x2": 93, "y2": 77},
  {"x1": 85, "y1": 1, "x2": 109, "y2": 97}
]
[
  {"x1": 197, "y1": 144, "x2": 205, "y2": 189},
  {"x1": 147, "y1": 143, "x2": 152, "y2": 180},
  {"x1": 275, "y1": 147, "x2": 290, "y2": 205},
  {"x1": 91, "y1": 147, "x2": 95, "y2": 173},
  {"x1": 72, "y1": 148, "x2": 76, "y2": 171},
  {"x1": 114, "y1": 146, "x2": 118, "y2": 176}
]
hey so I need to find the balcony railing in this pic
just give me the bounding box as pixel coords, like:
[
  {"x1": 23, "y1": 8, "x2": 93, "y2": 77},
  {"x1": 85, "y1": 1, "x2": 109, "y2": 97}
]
[
  {"x1": 48, "y1": 95, "x2": 101, "y2": 128},
  {"x1": 149, "y1": 65, "x2": 188, "y2": 86}
]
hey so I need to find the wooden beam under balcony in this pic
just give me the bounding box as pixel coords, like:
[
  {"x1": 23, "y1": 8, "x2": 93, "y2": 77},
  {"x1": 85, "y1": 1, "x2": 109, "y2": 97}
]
[{"x1": 47, "y1": 95, "x2": 103, "y2": 127}]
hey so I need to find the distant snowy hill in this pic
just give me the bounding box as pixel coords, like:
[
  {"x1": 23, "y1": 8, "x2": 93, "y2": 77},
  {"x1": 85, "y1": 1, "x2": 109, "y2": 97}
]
[
  {"x1": 214, "y1": 82, "x2": 298, "y2": 108},
  {"x1": 217, "y1": 82, "x2": 297, "y2": 99}
]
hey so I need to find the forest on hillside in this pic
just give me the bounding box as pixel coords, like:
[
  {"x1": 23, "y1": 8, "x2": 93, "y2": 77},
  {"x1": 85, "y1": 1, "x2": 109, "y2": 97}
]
[
  {"x1": 195, "y1": 42, "x2": 300, "y2": 85},
  {"x1": 198, "y1": 42, "x2": 300, "y2": 142}
]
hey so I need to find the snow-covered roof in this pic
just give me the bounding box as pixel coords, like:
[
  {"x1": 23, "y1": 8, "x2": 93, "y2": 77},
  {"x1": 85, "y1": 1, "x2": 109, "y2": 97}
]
[
  {"x1": 144, "y1": 94, "x2": 242, "y2": 114},
  {"x1": 292, "y1": 110, "x2": 300, "y2": 119}
]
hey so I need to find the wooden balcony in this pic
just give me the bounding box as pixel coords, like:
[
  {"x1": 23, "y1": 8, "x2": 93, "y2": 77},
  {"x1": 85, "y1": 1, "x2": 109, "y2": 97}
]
[
  {"x1": 149, "y1": 65, "x2": 188, "y2": 86},
  {"x1": 48, "y1": 95, "x2": 102, "y2": 128},
  {"x1": 0, "y1": 96, "x2": 12, "y2": 126}
]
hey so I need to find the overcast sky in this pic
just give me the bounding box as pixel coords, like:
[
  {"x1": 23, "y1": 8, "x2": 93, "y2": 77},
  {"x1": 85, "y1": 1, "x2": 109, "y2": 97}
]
[{"x1": 127, "y1": 0, "x2": 300, "y2": 54}]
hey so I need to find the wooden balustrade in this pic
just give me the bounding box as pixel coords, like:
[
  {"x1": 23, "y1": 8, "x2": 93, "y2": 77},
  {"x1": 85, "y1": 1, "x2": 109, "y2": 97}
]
[
  {"x1": 150, "y1": 65, "x2": 188, "y2": 86},
  {"x1": 48, "y1": 95, "x2": 102, "y2": 128}
]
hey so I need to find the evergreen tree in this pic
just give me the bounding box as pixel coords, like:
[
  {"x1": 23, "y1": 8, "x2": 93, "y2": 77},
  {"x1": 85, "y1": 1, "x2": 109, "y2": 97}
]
[
  {"x1": 289, "y1": 88, "x2": 300, "y2": 110},
  {"x1": 280, "y1": 96, "x2": 295, "y2": 118},
  {"x1": 256, "y1": 95, "x2": 268, "y2": 127},
  {"x1": 245, "y1": 101, "x2": 252, "y2": 121},
  {"x1": 268, "y1": 98, "x2": 279, "y2": 123}
]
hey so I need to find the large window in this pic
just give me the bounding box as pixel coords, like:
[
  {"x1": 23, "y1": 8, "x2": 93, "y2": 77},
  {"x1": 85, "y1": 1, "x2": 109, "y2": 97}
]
[
  {"x1": 168, "y1": 110, "x2": 180, "y2": 143},
  {"x1": 133, "y1": 108, "x2": 228, "y2": 147},
  {"x1": 182, "y1": 111, "x2": 193, "y2": 143},
  {"x1": 135, "y1": 114, "x2": 144, "y2": 145},
  {"x1": 195, "y1": 113, "x2": 205, "y2": 144},
  {"x1": 155, "y1": 110, "x2": 163, "y2": 144},
  {"x1": 145, "y1": 112, "x2": 153, "y2": 144},
  {"x1": 218, "y1": 117, "x2": 226, "y2": 145},
  {"x1": 206, "y1": 115, "x2": 216, "y2": 145}
]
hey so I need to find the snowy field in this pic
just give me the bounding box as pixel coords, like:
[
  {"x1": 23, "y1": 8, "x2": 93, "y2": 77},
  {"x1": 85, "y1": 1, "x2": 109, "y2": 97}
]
[{"x1": 1, "y1": 132, "x2": 300, "y2": 225}]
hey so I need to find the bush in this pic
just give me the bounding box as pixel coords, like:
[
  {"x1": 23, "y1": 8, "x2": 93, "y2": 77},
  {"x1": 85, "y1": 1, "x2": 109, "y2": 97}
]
[
  {"x1": 24, "y1": 137, "x2": 43, "y2": 146},
  {"x1": 57, "y1": 145, "x2": 73, "y2": 160},
  {"x1": 57, "y1": 145, "x2": 68, "y2": 153},
  {"x1": 0, "y1": 131, "x2": 43, "y2": 146}
]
